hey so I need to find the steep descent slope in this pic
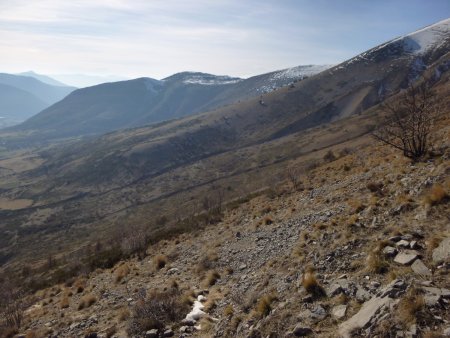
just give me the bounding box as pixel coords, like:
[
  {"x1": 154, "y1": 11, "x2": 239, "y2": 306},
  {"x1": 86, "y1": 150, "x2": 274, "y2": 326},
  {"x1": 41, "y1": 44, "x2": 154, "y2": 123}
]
[{"x1": 0, "y1": 19, "x2": 449, "y2": 268}]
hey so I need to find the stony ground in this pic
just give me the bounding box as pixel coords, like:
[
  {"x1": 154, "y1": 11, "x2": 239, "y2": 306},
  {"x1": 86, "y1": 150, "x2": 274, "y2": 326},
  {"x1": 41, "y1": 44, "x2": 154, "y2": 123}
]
[{"x1": 18, "y1": 128, "x2": 450, "y2": 337}]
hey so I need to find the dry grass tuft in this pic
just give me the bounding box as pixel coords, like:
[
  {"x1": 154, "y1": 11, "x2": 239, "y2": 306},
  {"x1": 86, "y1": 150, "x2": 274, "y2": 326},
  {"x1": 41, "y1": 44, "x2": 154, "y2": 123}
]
[
  {"x1": 223, "y1": 304, "x2": 234, "y2": 317},
  {"x1": 366, "y1": 243, "x2": 389, "y2": 274},
  {"x1": 60, "y1": 294, "x2": 70, "y2": 309},
  {"x1": 204, "y1": 270, "x2": 221, "y2": 287},
  {"x1": 263, "y1": 215, "x2": 273, "y2": 225},
  {"x1": 73, "y1": 277, "x2": 86, "y2": 293},
  {"x1": 366, "y1": 252, "x2": 389, "y2": 274},
  {"x1": 78, "y1": 293, "x2": 97, "y2": 310},
  {"x1": 196, "y1": 251, "x2": 218, "y2": 273},
  {"x1": 254, "y1": 294, "x2": 277, "y2": 318},
  {"x1": 367, "y1": 182, "x2": 384, "y2": 195},
  {"x1": 396, "y1": 288, "x2": 425, "y2": 325},
  {"x1": 347, "y1": 199, "x2": 366, "y2": 214},
  {"x1": 114, "y1": 264, "x2": 130, "y2": 283},
  {"x1": 105, "y1": 326, "x2": 117, "y2": 338},
  {"x1": 423, "y1": 184, "x2": 448, "y2": 206},
  {"x1": 302, "y1": 268, "x2": 326, "y2": 298},
  {"x1": 153, "y1": 254, "x2": 168, "y2": 270},
  {"x1": 117, "y1": 307, "x2": 131, "y2": 321},
  {"x1": 128, "y1": 288, "x2": 189, "y2": 334},
  {"x1": 24, "y1": 331, "x2": 38, "y2": 338}
]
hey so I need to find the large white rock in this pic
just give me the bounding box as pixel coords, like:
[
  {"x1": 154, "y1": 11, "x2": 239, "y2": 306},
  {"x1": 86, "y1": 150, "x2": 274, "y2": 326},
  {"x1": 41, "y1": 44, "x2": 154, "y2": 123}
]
[
  {"x1": 338, "y1": 296, "x2": 393, "y2": 337},
  {"x1": 411, "y1": 259, "x2": 431, "y2": 277},
  {"x1": 432, "y1": 238, "x2": 450, "y2": 263},
  {"x1": 332, "y1": 305, "x2": 347, "y2": 319},
  {"x1": 394, "y1": 251, "x2": 419, "y2": 265}
]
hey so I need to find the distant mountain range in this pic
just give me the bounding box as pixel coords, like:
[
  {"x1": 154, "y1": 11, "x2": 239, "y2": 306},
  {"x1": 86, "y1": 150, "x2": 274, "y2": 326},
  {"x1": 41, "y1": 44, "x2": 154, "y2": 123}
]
[
  {"x1": 0, "y1": 73, "x2": 75, "y2": 128},
  {"x1": 46, "y1": 73, "x2": 129, "y2": 88},
  {"x1": 8, "y1": 65, "x2": 330, "y2": 140},
  {"x1": 18, "y1": 71, "x2": 69, "y2": 87}
]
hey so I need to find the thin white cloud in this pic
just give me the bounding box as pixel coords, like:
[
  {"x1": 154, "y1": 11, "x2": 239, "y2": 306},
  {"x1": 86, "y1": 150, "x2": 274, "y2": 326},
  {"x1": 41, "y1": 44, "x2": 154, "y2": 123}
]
[{"x1": 0, "y1": 0, "x2": 447, "y2": 82}]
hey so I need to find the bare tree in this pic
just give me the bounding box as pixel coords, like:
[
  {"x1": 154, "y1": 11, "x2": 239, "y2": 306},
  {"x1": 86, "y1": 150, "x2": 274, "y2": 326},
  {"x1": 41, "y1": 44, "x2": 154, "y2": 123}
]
[
  {"x1": 120, "y1": 224, "x2": 148, "y2": 259},
  {"x1": 373, "y1": 80, "x2": 440, "y2": 161},
  {"x1": 285, "y1": 166, "x2": 302, "y2": 191}
]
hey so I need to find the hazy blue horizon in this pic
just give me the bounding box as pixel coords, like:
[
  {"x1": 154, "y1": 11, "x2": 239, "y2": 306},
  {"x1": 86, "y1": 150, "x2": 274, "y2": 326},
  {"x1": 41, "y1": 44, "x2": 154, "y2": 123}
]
[{"x1": 1, "y1": 0, "x2": 449, "y2": 85}]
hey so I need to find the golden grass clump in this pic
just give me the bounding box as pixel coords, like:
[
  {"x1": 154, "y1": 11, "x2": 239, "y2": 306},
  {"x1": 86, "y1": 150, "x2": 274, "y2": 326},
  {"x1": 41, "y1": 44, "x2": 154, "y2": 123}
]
[
  {"x1": 60, "y1": 295, "x2": 70, "y2": 309},
  {"x1": 195, "y1": 250, "x2": 218, "y2": 273},
  {"x1": 263, "y1": 215, "x2": 273, "y2": 225},
  {"x1": 396, "y1": 288, "x2": 425, "y2": 325},
  {"x1": 366, "y1": 242, "x2": 389, "y2": 274},
  {"x1": 254, "y1": 294, "x2": 277, "y2": 318},
  {"x1": 78, "y1": 293, "x2": 97, "y2": 310},
  {"x1": 302, "y1": 267, "x2": 326, "y2": 298},
  {"x1": 204, "y1": 270, "x2": 221, "y2": 287},
  {"x1": 73, "y1": 277, "x2": 86, "y2": 293},
  {"x1": 117, "y1": 307, "x2": 131, "y2": 321},
  {"x1": 153, "y1": 254, "x2": 168, "y2": 270},
  {"x1": 423, "y1": 184, "x2": 448, "y2": 206},
  {"x1": 223, "y1": 304, "x2": 234, "y2": 317},
  {"x1": 366, "y1": 252, "x2": 389, "y2": 274},
  {"x1": 114, "y1": 264, "x2": 130, "y2": 283}
]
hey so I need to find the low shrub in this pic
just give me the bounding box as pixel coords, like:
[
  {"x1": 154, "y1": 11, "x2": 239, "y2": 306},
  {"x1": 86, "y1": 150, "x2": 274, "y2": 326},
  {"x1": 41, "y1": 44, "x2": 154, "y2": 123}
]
[
  {"x1": 302, "y1": 267, "x2": 326, "y2": 299},
  {"x1": 78, "y1": 293, "x2": 97, "y2": 310},
  {"x1": 254, "y1": 294, "x2": 277, "y2": 318},
  {"x1": 153, "y1": 254, "x2": 168, "y2": 270},
  {"x1": 204, "y1": 270, "x2": 221, "y2": 287},
  {"x1": 424, "y1": 184, "x2": 448, "y2": 206},
  {"x1": 127, "y1": 288, "x2": 189, "y2": 335}
]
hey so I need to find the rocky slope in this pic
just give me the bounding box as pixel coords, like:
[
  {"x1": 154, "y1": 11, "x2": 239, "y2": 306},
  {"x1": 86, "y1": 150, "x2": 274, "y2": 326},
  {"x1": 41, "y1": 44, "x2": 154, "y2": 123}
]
[{"x1": 17, "y1": 113, "x2": 450, "y2": 337}]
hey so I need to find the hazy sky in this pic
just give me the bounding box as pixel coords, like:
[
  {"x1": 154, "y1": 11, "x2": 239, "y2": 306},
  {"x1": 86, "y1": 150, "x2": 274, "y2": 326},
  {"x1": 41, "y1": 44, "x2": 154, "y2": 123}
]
[{"x1": 1, "y1": 0, "x2": 449, "y2": 83}]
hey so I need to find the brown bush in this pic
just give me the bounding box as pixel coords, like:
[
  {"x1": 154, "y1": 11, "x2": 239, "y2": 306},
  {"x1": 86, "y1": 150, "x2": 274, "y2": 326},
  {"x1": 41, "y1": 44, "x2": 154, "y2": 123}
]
[
  {"x1": 153, "y1": 254, "x2": 168, "y2": 270},
  {"x1": 73, "y1": 278, "x2": 86, "y2": 293},
  {"x1": 196, "y1": 251, "x2": 218, "y2": 273},
  {"x1": 323, "y1": 150, "x2": 337, "y2": 162},
  {"x1": 367, "y1": 182, "x2": 384, "y2": 195},
  {"x1": 114, "y1": 264, "x2": 130, "y2": 283},
  {"x1": 302, "y1": 268, "x2": 326, "y2": 299},
  {"x1": 60, "y1": 295, "x2": 70, "y2": 309},
  {"x1": 423, "y1": 184, "x2": 448, "y2": 206},
  {"x1": 223, "y1": 304, "x2": 234, "y2": 317},
  {"x1": 254, "y1": 294, "x2": 277, "y2": 318},
  {"x1": 204, "y1": 270, "x2": 221, "y2": 287},
  {"x1": 397, "y1": 288, "x2": 427, "y2": 325},
  {"x1": 78, "y1": 293, "x2": 97, "y2": 310},
  {"x1": 117, "y1": 307, "x2": 131, "y2": 321},
  {"x1": 127, "y1": 288, "x2": 189, "y2": 335}
]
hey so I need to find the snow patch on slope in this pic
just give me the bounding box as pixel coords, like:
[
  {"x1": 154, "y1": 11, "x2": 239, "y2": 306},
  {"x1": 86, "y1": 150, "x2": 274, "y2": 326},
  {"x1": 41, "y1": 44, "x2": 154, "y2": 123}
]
[
  {"x1": 333, "y1": 18, "x2": 450, "y2": 73},
  {"x1": 257, "y1": 65, "x2": 332, "y2": 93},
  {"x1": 183, "y1": 74, "x2": 242, "y2": 86},
  {"x1": 402, "y1": 18, "x2": 450, "y2": 54},
  {"x1": 271, "y1": 65, "x2": 331, "y2": 81}
]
